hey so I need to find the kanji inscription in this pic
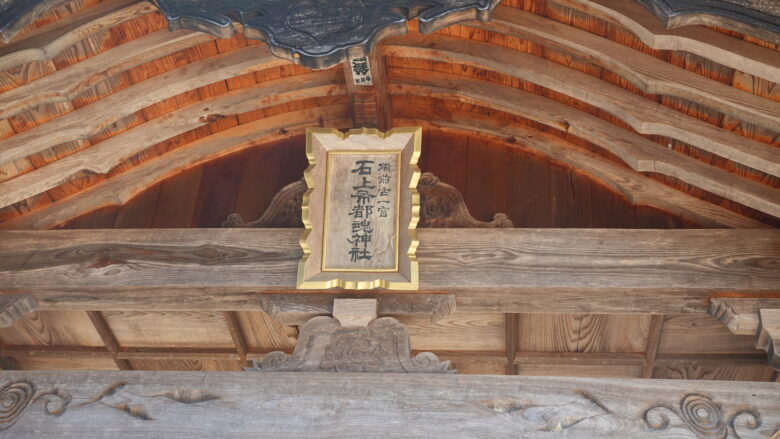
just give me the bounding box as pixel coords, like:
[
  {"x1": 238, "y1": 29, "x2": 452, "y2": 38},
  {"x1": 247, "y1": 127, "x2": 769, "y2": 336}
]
[{"x1": 298, "y1": 127, "x2": 421, "y2": 290}]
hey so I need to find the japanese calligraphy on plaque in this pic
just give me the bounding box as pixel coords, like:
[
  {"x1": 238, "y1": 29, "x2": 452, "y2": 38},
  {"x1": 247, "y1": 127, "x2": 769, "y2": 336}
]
[{"x1": 298, "y1": 127, "x2": 421, "y2": 290}]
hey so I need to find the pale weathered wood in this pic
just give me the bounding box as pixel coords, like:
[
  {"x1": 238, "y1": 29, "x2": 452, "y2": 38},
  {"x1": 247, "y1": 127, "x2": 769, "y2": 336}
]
[
  {"x1": 0, "y1": 29, "x2": 215, "y2": 119},
  {"x1": 384, "y1": 34, "x2": 780, "y2": 180},
  {"x1": 248, "y1": 315, "x2": 453, "y2": 373},
  {"x1": 389, "y1": 72, "x2": 780, "y2": 217},
  {"x1": 258, "y1": 293, "x2": 456, "y2": 325},
  {"x1": 0, "y1": 107, "x2": 352, "y2": 229},
  {"x1": 642, "y1": 315, "x2": 665, "y2": 378},
  {"x1": 1, "y1": 229, "x2": 777, "y2": 315},
  {"x1": 756, "y1": 309, "x2": 780, "y2": 370},
  {"x1": 0, "y1": 70, "x2": 346, "y2": 208},
  {"x1": 0, "y1": 44, "x2": 291, "y2": 167},
  {"x1": 222, "y1": 311, "x2": 249, "y2": 366},
  {"x1": 481, "y1": 7, "x2": 780, "y2": 133},
  {"x1": 0, "y1": 0, "x2": 155, "y2": 71},
  {"x1": 551, "y1": 0, "x2": 780, "y2": 83},
  {"x1": 393, "y1": 113, "x2": 767, "y2": 229},
  {"x1": 0, "y1": 293, "x2": 38, "y2": 328},
  {"x1": 709, "y1": 297, "x2": 780, "y2": 336},
  {"x1": 86, "y1": 310, "x2": 132, "y2": 370},
  {"x1": 332, "y1": 299, "x2": 378, "y2": 327},
  {"x1": 0, "y1": 371, "x2": 777, "y2": 437}
]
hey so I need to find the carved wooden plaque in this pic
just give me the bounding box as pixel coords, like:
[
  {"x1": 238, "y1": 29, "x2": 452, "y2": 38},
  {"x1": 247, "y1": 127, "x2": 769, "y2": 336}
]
[{"x1": 298, "y1": 127, "x2": 421, "y2": 290}]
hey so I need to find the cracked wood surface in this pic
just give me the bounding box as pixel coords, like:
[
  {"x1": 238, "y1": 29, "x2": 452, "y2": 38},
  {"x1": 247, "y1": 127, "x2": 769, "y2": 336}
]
[{"x1": 0, "y1": 228, "x2": 777, "y2": 316}]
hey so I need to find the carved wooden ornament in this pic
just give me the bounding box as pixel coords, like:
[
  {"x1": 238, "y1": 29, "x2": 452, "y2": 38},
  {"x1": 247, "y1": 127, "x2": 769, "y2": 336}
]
[
  {"x1": 248, "y1": 316, "x2": 454, "y2": 373},
  {"x1": 297, "y1": 127, "x2": 421, "y2": 290}
]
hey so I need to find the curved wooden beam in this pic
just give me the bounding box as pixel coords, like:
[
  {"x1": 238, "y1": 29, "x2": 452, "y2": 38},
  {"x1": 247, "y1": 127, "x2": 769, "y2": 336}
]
[
  {"x1": 550, "y1": 0, "x2": 780, "y2": 84},
  {"x1": 0, "y1": 70, "x2": 346, "y2": 208},
  {"x1": 383, "y1": 33, "x2": 780, "y2": 179},
  {"x1": 0, "y1": 0, "x2": 71, "y2": 43},
  {"x1": 0, "y1": 29, "x2": 214, "y2": 119},
  {"x1": 481, "y1": 7, "x2": 780, "y2": 133},
  {"x1": 0, "y1": 0, "x2": 154, "y2": 72},
  {"x1": 0, "y1": 105, "x2": 352, "y2": 229},
  {"x1": 389, "y1": 71, "x2": 780, "y2": 218},
  {"x1": 0, "y1": 44, "x2": 290, "y2": 167},
  {"x1": 391, "y1": 111, "x2": 767, "y2": 229},
  {"x1": 635, "y1": 0, "x2": 780, "y2": 45}
]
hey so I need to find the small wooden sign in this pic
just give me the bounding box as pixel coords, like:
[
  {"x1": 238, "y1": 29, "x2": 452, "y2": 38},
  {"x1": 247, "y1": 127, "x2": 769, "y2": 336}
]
[{"x1": 297, "y1": 127, "x2": 421, "y2": 290}]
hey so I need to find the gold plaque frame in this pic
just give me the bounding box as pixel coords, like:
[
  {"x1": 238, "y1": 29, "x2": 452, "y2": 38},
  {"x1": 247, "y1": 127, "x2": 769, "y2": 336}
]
[{"x1": 297, "y1": 127, "x2": 421, "y2": 290}]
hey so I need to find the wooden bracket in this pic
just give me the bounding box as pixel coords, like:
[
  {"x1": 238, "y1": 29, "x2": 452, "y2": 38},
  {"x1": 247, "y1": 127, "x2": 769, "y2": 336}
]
[
  {"x1": 247, "y1": 312, "x2": 454, "y2": 373},
  {"x1": 0, "y1": 293, "x2": 38, "y2": 328},
  {"x1": 223, "y1": 172, "x2": 513, "y2": 229},
  {"x1": 259, "y1": 293, "x2": 455, "y2": 326},
  {"x1": 709, "y1": 298, "x2": 780, "y2": 335},
  {"x1": 756, "y1": 309, "x2": 780, "y2": 371}
]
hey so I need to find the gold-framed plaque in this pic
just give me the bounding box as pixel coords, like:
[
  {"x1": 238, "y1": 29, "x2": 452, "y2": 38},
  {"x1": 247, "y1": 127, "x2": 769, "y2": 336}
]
[{"x1": 297, "y1": 127, "x2": 421, "y2": 290}]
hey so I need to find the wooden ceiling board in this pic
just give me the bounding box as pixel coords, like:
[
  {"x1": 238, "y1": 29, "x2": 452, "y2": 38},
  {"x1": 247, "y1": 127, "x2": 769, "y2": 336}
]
[
  {"x1": 0, "y1": 310, "x2": 104, "y2": 346},
  {"x1": 658, "y1": 314, "x2": 761, "y2": 354},
  {"x1": 102, "y1": 311, "x2": 236, "y2": 348},
  {"x1": 516, "y1": 314, "x2": 652, "y2": 353}
]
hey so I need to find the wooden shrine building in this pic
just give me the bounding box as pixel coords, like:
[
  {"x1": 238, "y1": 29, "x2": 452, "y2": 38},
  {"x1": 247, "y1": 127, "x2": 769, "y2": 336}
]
[{"x1": 0, "y1": 0, "x2": 778, "y2": 437}]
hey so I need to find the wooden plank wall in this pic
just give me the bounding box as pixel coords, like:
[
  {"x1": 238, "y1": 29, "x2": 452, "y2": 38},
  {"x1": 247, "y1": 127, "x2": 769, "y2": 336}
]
[{"x1": 57, "y1": 131, "x2": 699, "y2": 229}]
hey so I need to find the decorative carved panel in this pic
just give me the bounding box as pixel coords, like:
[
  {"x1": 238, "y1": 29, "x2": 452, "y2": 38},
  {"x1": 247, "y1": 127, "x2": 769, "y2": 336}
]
[
  {"x1": 636, "y1": 0, "x2": 780, "y2": 44},
  {"x1": 248, "y1": 316, "x2": 454, "y2": 373},
  {"x1": 152, "y1": 0, "x2": 501, "y2": 69},
  {"x1": 223, "y1": 172, "x2": 513, "y2": 228}
]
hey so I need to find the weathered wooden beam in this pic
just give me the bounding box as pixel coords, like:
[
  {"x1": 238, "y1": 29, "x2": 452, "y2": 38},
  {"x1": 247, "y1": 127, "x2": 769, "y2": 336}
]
[
  {"x1": 0, "y1": 293, "x2": 37, "y2": 328},
  {"x1": 709, "y1": 298, "x2": 780, "y2": 335},
  {"x1": 0, "y1": 108, "x2": 352, "y2": 229},
  {"x1": 642, "y1": 315, "x2": 664, "y2": 378},
  {"x1": 756, "y1": 309, "x2": 780, "y2": 371},
  {"x1": 222, "y1": 311, "x2": 249, "y2": 367},
  {"x1": 258, "y1": 293, "x2": 456, "y2": 325},
  {"x1": 0, "y1": 44, "x2": 290, "y2": 167},
  {"x1": 342, "y1": 50, "x2": 392, "y2": 130},
  {"x1": 0, "y1": 371, "x2": 777, "y2": 437},
  {"x1": 0, "y1": 228, "x2": 777, "y2": 316},
  {"x1": 384, "y1": 34, "x2": 780, "y2": 181},
  {"x1": 505, "y1": 313, "x2": 518, "y2": 375},
  {"x1": 86, "y1": 311, "x2": 132, "y2": 370},
  {"x1": 481, "y1": 7, "x2": 780, "y2": 133},
  {"x1": 0, "y1": 69, "x2": 346, "y2": 209},
  {"x1": 551, "y1": 0, "x2": 780, "y2": 83},
  {"x1": 0, "y1": 0, "x2": 154, "y2": 69},
  {"x1": 393, "y1": 113, "x2": 766, "y2": 229},
  {"x1": 389, "y1": 73, "x2": 780, "y2": 217}
]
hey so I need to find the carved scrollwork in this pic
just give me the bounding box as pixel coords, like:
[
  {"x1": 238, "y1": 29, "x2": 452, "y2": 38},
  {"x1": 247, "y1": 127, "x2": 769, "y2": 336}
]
[
  {"x1": 153, "y1": 0, "x2": 500, "y2": 69},
  {"x1": 248, "y1": 316, "x2": 454, "y2": 373},
  {"x1": 223, "y1": 172, "x2": 512, "y2": 228},
  {"x1": 643, "y1": 393, "x2": 761, "y2": 439},
  {"x1": 417, "y1": 172, "x2": 513, "y2": 228},
  {"x1": 0, "y1": 381, "x2": 70, "y2": 431}
]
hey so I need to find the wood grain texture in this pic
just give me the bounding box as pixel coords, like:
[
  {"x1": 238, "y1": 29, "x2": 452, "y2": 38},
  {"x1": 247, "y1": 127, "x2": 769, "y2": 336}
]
[
  {"x1": 482, "y1": 6, "x2": 780, "y2": 132},
  {"x1": 709, "y1": 297, "x2": 780, "y2": 336},
  {"x1": 659, "y1": 314, "x2": 759, "y2": 354},
  {"x1": 389, "y1": 73, "x2": 780, "y2": 218},
  {"x1": 0, "y1": 310, "x2": 104, "y2": 347},
  {"x1": 0, "y1": 107, "x2": 352, "y2": 229},
  {"x1": 393, "y1": 113, "x2": 768, "y2": 229},
  {"x1": 383, "y1": 34, "x2": 780, "y2": 182},
  {"x1": 0, "y1": 371, "x2": 778, "y2": 437},
  {"x1": 0, "y1": 29, "x2": 215, "y2": 119},
  {"x1": 0, "y1": 293, "x2": 37, "y2": 328},
  {"x1": 0, "y1": 0, "x2": 155, "y2": 71},
  {"x1": 102, "y1": 311, "x2": 236, "y2": 348},
  {"x1": 551, "y1": 0, "x2": 780, "y2": 83},
  {"x1": 0, "y1": 229, "x2": 780, "y2": 296},
  {"x1": 755, "y1": 309, "x2": 780, "y2": 370},
  {"x1": 0, "y1": 44, "x2": 290, "y2": 167}
]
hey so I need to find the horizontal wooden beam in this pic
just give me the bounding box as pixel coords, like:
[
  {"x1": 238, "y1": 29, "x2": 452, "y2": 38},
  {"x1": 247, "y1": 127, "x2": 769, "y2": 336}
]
[
  {"x1": 0, "y1": 228, "x2": 777, "y2": 318},
  {"x1": 709, "y1": 297, "x2": 780, "y2": 335},
  {"x1": 0, "y1": 371, "x2": 777, "y2": 437}
]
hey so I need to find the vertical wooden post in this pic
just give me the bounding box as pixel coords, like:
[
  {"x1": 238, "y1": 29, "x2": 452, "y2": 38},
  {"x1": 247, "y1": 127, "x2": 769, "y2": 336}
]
[{"x1": 343, "y1": 48, "x2": 392, "y2": 130}]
